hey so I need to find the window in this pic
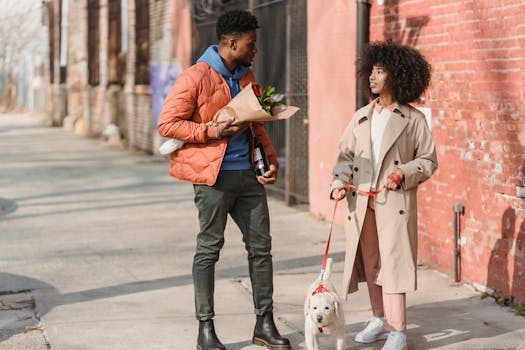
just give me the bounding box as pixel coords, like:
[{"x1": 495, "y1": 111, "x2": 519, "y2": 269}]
[
  {"x1": 108, "y1": 0, "x2": 124, "y2": 84},
  {"x1": 135, "y1": 0, "x2": 149, "y2": 85},
  {"x1": 87, "y1": 0, "x2": 100, "y2": 85}
]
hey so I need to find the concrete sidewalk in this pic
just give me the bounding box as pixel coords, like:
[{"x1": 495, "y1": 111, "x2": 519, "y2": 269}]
[{"x1": 0, "y1": 113, "x2": 524, "y2": 350}]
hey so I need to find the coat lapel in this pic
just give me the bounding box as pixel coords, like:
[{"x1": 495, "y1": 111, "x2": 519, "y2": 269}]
[
  {"x1": 353, "y1": 103, "x2": 374, "y2": 162},
  {"x1": 376, "y1": 106, "x2": 409, "y2": 170},
  {"x1": 355, "y1": 119, "x2": 372, "y2": 162}
]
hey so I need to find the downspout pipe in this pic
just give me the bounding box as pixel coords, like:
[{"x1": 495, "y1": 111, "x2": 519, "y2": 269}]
[
  {"x1": 453, "y1": 203, "x2": 464, "y2": 282},
  {"x1": 356, "y1": 0, "x2": 371, "y2": 109}
]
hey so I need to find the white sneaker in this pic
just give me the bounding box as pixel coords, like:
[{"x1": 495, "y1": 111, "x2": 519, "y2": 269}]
[
  {"x1": 354, "y1": 317, "x2": 388, "y2": 343},
  {"x1": 381, "y1": 331, "x2": 407, "y2": 350}
]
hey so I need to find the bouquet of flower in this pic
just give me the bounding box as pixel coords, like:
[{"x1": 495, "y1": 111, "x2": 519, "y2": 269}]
[
  {"x1": 207, "y1": 82, "x2": 298, "y2": 125},
  {"x1": 159, "y1": 83, "x2": 299, "y2": 155},
  {"x1": 251, "y1": 84, "x2": 284, "y2": 113}
]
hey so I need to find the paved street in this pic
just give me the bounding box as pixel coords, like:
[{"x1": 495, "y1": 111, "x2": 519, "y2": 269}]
[{"x1": 0, "y1": 113, "x2": 524, "y2": 350}]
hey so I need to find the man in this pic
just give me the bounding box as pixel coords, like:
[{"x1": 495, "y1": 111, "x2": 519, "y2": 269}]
[{"x1": 158, "y1": 9, "x2": 291, "y2": 350}]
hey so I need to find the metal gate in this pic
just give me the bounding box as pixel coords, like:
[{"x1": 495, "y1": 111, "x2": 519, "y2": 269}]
[{"x1": 190, "y1": 0, "x2": 309, "y2": 206}]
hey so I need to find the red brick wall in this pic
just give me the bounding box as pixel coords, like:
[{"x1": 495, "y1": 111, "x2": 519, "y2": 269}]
[{"x1": 370, "y1": 0, "x2": 525, "y2": 301}]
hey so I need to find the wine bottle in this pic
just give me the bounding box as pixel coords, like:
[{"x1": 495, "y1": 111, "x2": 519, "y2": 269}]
[{"x1": 253, "y1": 140, "x2": 269, "y2": 177}]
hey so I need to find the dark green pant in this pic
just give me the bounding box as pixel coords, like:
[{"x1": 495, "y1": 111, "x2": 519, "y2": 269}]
[{"x1": 193, "y1": 170, "x2": 274, "y2": 321}]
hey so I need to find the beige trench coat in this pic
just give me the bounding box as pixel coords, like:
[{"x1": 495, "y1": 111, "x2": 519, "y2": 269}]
[{"x1": 331, "y1": 99, "x2": 438, "y2": 298}]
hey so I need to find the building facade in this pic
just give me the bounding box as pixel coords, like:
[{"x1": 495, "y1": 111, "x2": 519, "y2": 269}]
[
  {"x1": 44, "y1": 0, "x2": 309, "y2": 203},
  {"x1": 307, "y1": 0, "x2": 525, "y2": 303},
  {"x1": 43, "y1": 0, "x2": 525, "y2": 303}
]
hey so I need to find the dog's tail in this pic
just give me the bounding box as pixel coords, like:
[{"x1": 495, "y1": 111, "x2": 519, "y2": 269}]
[{"x1": 321, "y1": 257, "x2": 333, "y2": 282}]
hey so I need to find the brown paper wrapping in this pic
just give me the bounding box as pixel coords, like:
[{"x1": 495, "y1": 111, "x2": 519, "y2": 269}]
[{"x1": 207, "y1": 82, "x2": 299, "y2": 126}]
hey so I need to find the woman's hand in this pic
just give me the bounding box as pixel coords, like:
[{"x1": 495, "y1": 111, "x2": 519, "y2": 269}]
[
  {"x1": 331, "y1": 187, "x2": 347, "y2": 200},
  {"x1": 257, "y1": 164, "x2": 278, "y2": 185},
  {"x1": 385, "y1": 168, "x2": 404, "y2": 190}
]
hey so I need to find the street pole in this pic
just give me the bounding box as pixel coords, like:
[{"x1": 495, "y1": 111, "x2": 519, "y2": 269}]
[{"x1": 356, "y1": 0, "x2": 371, "y2": 109}]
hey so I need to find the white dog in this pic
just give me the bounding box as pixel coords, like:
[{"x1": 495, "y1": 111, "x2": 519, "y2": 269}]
[{"x1": 304, "y1": 258, "x2": 345, "y2": 350}]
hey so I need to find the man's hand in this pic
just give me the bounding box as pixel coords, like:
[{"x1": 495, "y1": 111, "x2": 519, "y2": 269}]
[
  {"x1": 217, "y1": 119, "x2": 249, "y2": 137},
  {"x1": 331, "y1": 188, "x2": 347, "y2": 200},
  {"x1": 385, "y1": 168, "x2": 404, "y2": 190},
  {"x1": 256, "y1": 164, "x2": 278, "y2": 185}
]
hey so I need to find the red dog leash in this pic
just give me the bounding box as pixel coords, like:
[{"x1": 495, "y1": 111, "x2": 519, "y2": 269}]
[
  {"x1": 342, "y1": 184, "x2": 383, "y2": 196},
  {"x1": 322, "y1": 184, "x2": 384, "y2": 269},
  {"x1": 313, "y1": 184, "x2": 386, "y2": 296},
  {"x1": 312, "y1": 197, "x2": 340, "y2": 296}
]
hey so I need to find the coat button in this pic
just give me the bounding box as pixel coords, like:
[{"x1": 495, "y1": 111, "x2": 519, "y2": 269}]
[
  {"x1": 399, "y1": 210, "x2": 405, "y2": 215},
  {"x1": 347, "y1": 216, "x2": 352, "y2": 221},
  {"x1": 354, "y1": 167, "x2": 359, "y2": 172},
  {"x1": 394, "y1": 160, "x2": 399, "y2": 165}
]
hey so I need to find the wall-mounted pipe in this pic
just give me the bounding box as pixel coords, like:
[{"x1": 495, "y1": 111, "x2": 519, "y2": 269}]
[
  {"x1": 356, "y1": 0, "x2": 371, "y2": 109},
  {"x1": 453, "y1": 203, "x2": 465, "y2": 282}
]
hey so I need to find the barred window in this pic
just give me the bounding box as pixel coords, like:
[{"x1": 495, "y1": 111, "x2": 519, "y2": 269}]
[
  {"x1": 108, "y1": 0, "x2": 124, "y2": 85},
  {"x1": 135, "y1": 0, "x2": 150, "y2": 85},
  {"x1": 87, "y1": 0, "x2": 100, "y2": 85},
  {"x1": 46, "y1": 0, "x2": 55, "y2": 83},
  {"x1": 58, "y1": 0, "x2": 66, "y2": 84}
]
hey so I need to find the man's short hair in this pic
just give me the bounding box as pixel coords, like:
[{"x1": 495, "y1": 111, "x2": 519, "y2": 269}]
[{"x1": 216, "y1": 9, "x2": 259, "y2": 41}]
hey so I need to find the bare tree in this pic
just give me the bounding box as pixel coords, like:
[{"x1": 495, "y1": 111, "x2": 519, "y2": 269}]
[{"x1": 0, "y1": 0, "x2": 47, "y2": 111}]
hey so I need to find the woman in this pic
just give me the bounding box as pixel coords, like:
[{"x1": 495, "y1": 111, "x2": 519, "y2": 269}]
[{"x1": 330, "y1": 40, "x2": 438, "y2": 350}]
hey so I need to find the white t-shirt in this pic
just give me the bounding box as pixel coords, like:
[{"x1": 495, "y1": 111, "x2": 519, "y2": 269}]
[{"x1": 370, "y1": 108, "x2": 392, "y2": 189}]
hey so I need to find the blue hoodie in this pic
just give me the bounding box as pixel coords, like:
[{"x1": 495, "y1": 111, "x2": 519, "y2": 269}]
[{"x1": 198, "y1": 45, "x2": 251, "y2": 171}]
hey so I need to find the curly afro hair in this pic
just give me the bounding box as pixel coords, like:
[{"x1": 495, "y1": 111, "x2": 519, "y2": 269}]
[
  {"x1": 216, "y1": 9, "x2": 259, "y2": 41},
  {"x1": 358, "y1": 40, "x2": 431, "y2": 104}
]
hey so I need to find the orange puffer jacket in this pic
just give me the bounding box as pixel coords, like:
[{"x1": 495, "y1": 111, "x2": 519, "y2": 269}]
[{"x1": 157, "y1": 62, "x2": 278, "y2": 186}]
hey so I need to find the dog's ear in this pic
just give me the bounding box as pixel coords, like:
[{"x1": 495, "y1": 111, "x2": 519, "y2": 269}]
[
  {"x1": 304, "y1": 297, "x2": 310, "y2": 316},
  {"x1": 328, "y1": 292, "x2": 341, "y2": 317},
  {"x1": 331, "y1": 291, "x2": 341, "y2": 301}
]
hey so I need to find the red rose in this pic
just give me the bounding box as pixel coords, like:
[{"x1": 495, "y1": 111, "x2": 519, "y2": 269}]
[
  {"x1": 251, "y1": 84, "x2": 284, "y2": 114},
  {"x1": 252, "y1": 84, "x2": 261, "y2": 97}
]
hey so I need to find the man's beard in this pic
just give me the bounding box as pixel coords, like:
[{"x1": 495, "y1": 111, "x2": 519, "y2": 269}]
[{"x1": 235, "y1": 58, "x2": 252, "y2": 67}]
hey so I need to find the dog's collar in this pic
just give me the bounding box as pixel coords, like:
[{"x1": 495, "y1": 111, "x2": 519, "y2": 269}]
[{"x1": 312, "y1": 283, "x2": 329, "y2": 295}]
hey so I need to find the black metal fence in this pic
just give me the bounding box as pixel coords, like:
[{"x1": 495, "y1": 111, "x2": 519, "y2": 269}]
[{"x1": 190, "y1": 0, "x2": 308, "y2": 206}]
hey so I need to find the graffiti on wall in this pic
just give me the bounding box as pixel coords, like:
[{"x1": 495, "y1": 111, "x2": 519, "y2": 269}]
[{"x1": 150, "y1": 62, "x2": 181, "y2": 127}]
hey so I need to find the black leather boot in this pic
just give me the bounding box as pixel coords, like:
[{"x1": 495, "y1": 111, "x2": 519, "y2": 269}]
[
  {"x1": 252, "y1": 312, "x2": 291, "y2": 349},
  {"x1": 196, "y1": 320, "x2": 226, "y2": 350}
]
